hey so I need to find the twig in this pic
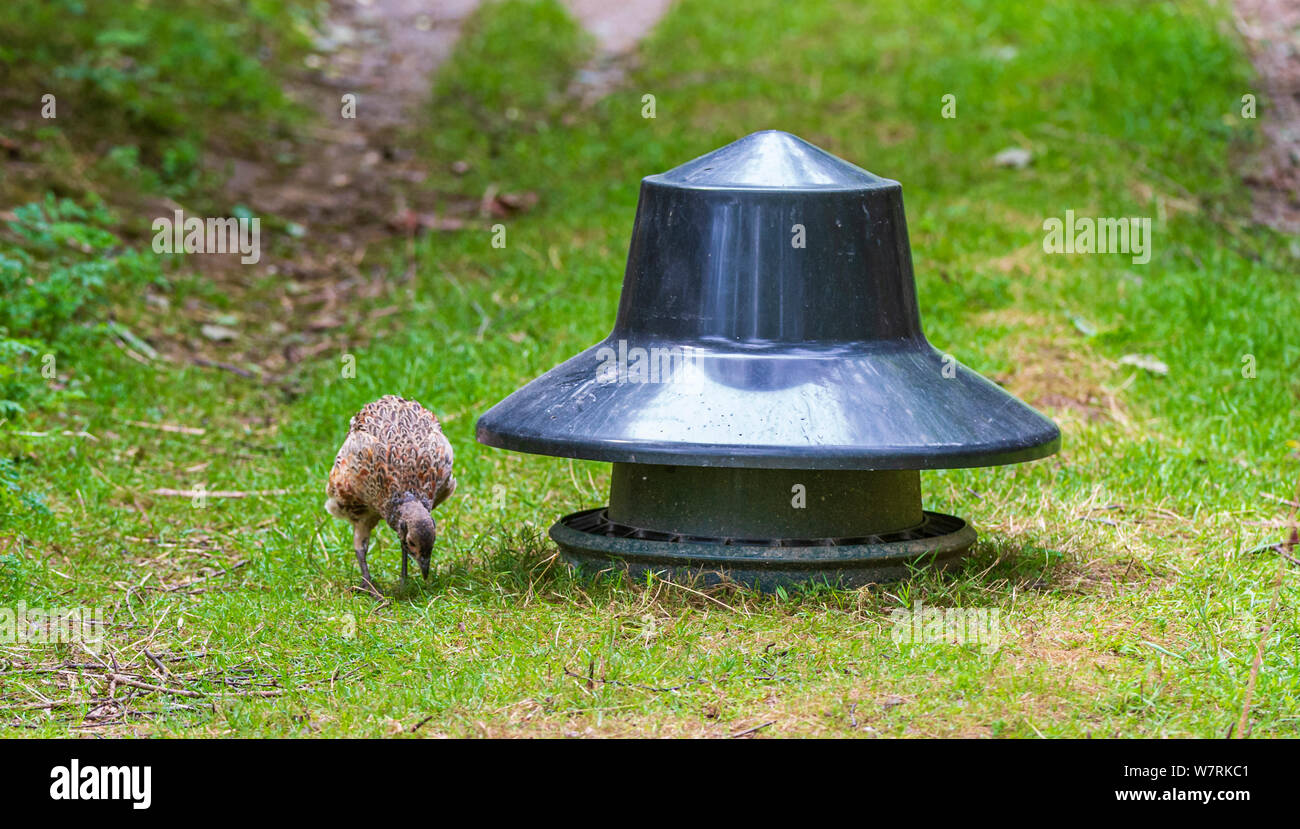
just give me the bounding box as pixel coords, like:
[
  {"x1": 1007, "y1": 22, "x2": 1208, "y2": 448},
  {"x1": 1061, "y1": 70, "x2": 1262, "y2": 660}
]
[
  {"x1": 164, "y1": 560, "x2": 248, "y2": 592},
  {"x1": 730, "y1": 721, "x2": 775, "y2": 738},
  {"x1": 149, "y1": 488, "x2": 293, "y2": 498},
  {"x1": 126, "y1": 420, "x2": 205, "y2": 436},
  {"x1": 101, "y1": 673, "x2": 202, "y2": 699},
  {"x1": 654, "y1": 577, "x2": 748, "y2": 616},
  {"x1": 1264, "y1": 543, "x2": 1300, "y2": 567},
  {"x1": 562, "y1": 669, "x2": 706, "y2": 694},
  {"x1": 1262, "y1": 493, "x2": 1300, "y2": 509},
  {"x1": 110, "y1": 337, "x2": 153, "y2": 366},
  {"x1": 1239, "y1": 480, "x2": 1300, "y2": 737},
  {"x1": 1236, "y1": 565, "x2": 1282, "y2": 739},
  {"x1": 191, "y1": 357, "x2": 258, "y2": 380},
  {"x1": 143, "y1": 649, "x2": 173, "y2": 681},
  {"x1": 0, "y1": 699, "x2": 103, "y2": 712}
]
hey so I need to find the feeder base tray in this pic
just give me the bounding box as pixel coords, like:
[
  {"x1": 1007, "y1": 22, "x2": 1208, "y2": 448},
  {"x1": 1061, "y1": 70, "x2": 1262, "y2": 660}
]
[{"x1": 550, "y1": 507, "x2": 976, "y2": 592}]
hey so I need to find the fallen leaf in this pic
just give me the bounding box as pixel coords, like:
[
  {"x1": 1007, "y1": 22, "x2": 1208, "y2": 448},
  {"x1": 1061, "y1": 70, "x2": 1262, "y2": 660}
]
[
  {"x1": 308, "y1": 314, "x2": 343, "y2": 331},
  {"x1": 1118, "y1": 353, "x2": 1169, "y2": 375},
  {"x1": 107, "y1": 321, "x2": 159, "y2": 359},
  {"x1": 201, "y1": 324, "x2": 239, "y2": 342},
  {"x1": 993, "y1": 147, "x2": 1033, "y2": 169},
  {"x1": 481, "y1": 186, "x2": 539, "y2": 218},
  {"x1": 388, "y1": 210, "x2": 467, "y2": 232},
  {"x1": 1068, "y1": 313, "x2": 1097, "y2": 338},
  {"x1": 495, "y1": 191, "x2": 538, "y2": 212}
]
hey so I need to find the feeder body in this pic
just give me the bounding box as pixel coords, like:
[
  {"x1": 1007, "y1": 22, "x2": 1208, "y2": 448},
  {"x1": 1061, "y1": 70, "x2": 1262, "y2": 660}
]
[{"x1": 475, "y1": 132, "x2": 1061, "y2": 589}]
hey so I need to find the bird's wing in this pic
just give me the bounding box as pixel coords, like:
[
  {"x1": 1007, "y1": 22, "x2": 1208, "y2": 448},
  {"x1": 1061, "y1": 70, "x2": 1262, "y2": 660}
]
[
  {"x1": 413, "y1": 427, "x2": 456, "y2": 509},
  {"x1": 434, "y1": 471, "x2": 457, "y2": 509},
  {"x1": 330, "y1": 396, "x2": 455, "y2": 514},
  {"x1": 326, "y1": 428, "x2": 384, "y2": 512}
]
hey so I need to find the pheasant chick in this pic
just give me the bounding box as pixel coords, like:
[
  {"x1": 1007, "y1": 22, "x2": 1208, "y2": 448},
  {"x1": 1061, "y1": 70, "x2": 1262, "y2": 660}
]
[{"x1": 325, "y1": 395, "x2": 456, "y2": 587}]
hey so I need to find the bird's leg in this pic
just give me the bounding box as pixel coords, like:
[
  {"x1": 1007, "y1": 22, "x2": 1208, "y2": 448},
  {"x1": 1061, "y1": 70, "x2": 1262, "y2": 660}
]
[
  {"x1": 400, "y1": 544, "x2": 409, "y2": 584},
  {"x1": 353, "y1": 521, "x2": 376, "y2": 590}
]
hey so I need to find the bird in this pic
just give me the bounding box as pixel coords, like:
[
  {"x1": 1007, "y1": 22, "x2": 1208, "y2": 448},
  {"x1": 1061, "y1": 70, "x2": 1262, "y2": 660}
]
[{"x1": 325, "y1": 395, "x2": 456, "y2": 589}]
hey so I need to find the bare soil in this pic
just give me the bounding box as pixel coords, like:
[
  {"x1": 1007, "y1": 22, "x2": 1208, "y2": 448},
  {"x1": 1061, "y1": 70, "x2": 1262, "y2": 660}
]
[
  {"x1": 150, "y1": 0, "x2": 673, "y2": 383},
  {"x1": 1232, "y1": 0, "x2": 1300, "y2": 233}
]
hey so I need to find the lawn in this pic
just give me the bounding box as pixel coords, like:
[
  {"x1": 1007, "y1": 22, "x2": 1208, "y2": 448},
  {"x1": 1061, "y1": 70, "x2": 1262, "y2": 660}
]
[{"x1": 1, "y1": 0, "x2": 1297, "y2": 737}]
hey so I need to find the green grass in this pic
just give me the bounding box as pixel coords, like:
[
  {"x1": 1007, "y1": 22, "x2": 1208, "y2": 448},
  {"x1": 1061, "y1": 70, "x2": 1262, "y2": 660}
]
[
  {"x1": 0, "y1": 0, "x2": 313, "y2": 209},
  {"x1": 1, "y1": 0, "x2": 1298, "y2": 737},
  {"x1": 425, "y1": 0, "x2": 594, "y2": 164}
]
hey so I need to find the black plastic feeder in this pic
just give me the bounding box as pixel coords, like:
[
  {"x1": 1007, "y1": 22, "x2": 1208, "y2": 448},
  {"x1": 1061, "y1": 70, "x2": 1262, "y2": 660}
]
[{"x1": 477, "y1": 131, "x2": 1060, "y2": 591}]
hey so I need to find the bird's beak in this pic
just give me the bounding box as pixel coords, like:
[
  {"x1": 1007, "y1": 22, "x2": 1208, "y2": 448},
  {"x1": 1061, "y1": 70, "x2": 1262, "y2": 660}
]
[{"x1": 418, "y1": 557, "x2": 430, "y2": 579}]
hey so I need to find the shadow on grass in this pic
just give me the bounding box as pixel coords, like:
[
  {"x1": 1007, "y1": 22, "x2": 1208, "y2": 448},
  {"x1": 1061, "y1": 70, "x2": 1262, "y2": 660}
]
[{"x1": 369, "y1": 524, "x2": 1082, "y2": 618}]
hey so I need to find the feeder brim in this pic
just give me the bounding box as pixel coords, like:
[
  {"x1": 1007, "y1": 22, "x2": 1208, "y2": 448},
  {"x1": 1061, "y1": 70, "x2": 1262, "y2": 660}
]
[{"x1": 475, "y1": 338, "x2": 1061, "y2": 471}]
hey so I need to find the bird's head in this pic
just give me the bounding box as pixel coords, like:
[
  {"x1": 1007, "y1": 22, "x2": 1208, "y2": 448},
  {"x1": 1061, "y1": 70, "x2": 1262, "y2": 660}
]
[{"x1": 395, "y1": 500, "x2": 436, "y2": 579}]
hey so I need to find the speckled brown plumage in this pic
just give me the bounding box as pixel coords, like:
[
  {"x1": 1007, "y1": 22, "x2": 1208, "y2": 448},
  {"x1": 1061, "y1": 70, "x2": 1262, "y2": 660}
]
[{"x1": 325, "y1": 395, "x2": 456, "y2": 587}]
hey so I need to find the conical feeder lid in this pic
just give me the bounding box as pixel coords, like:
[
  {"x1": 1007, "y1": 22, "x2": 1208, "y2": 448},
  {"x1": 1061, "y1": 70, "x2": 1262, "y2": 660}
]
[{"x1": 477, "y1": 131, "x2": 1060, "y2": 471}]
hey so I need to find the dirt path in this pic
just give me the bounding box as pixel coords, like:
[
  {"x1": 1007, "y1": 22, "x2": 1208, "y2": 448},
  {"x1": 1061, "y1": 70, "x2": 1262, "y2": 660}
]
[
  {"x1": 567, "y1": 0, "x2": 674, "y2": 101},
  {"x1": 215, "y1": 0, "x2": 479, "y2": 242},
  {"x1": 218, "y1": 0, "x2": 671, "y2": 241},
  {"x1": 1232, "y1": 0, "x2": 1300, "y2": 233},
  {"x1": 173, "y1": 0, "x2": 671, "y2": 381}
]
